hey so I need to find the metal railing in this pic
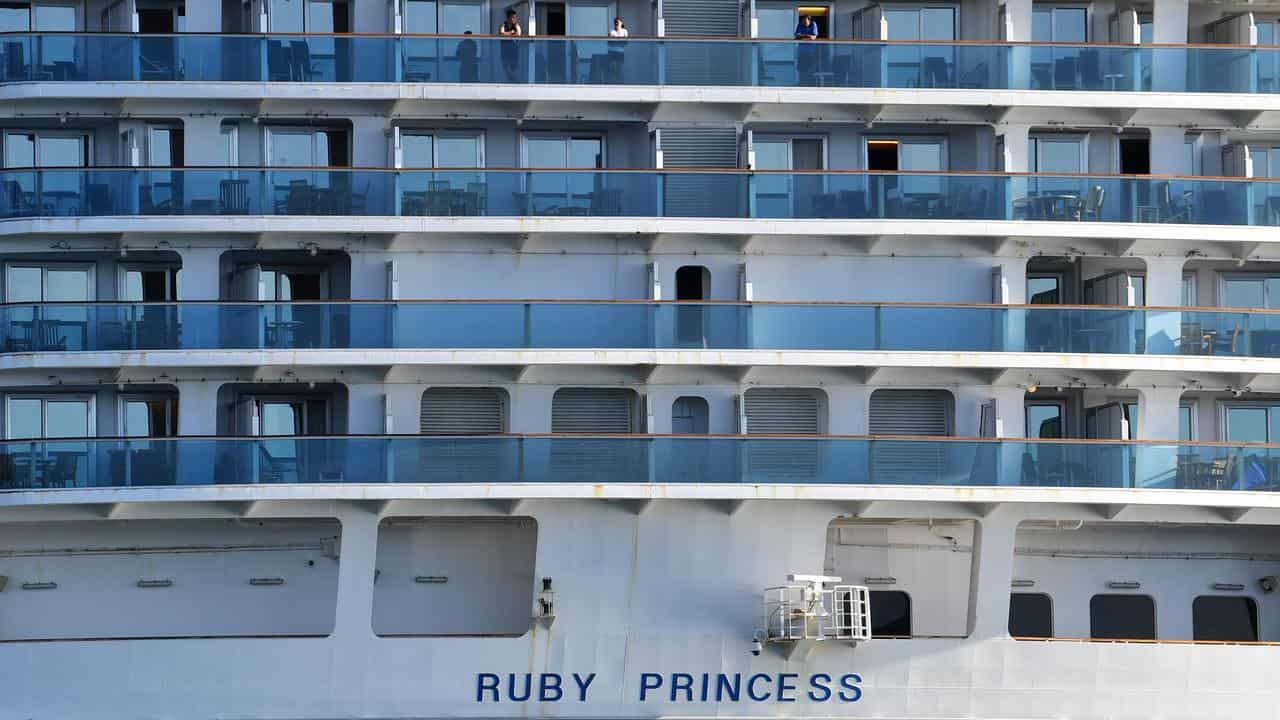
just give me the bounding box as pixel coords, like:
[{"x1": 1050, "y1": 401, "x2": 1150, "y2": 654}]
[
  {"x1": 763, "y1": 580, "x2": 871, "y2": 642},
  {"x1": 0, "y1": 434, "x2": 1275, "y2": 492},
  {"x1": 3, "y1": 168, "x2": 1280, "y2": 227},
  {"x1": 2, "y1": 34, "x2": 1280, "y2": 93},
  {"x1": 0, "y1": 300, "x2": 1276, "y2": 358}
]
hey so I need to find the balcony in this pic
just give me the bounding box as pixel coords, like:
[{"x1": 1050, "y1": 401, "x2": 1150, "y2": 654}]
[
  {"x1": 0, "y1": 34, "x2": 1277, "y2": 94},
  {"x1": 0, "y1": 435, "x2": 1270, "y2": 492},
  {"x1": 0, "y1": 302, "x2": 1277, "y2": 358},
  {"x1": 1, "y1": 169, "x2": 1276, "y2": 227}
]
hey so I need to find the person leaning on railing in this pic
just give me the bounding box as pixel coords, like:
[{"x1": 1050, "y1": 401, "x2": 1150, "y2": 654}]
[
  {"x1": 794, "y1": 15, "x2": 819, "y2": 86},
  {"x1": 499, "y1": 8, "x2": 522, "y2": 82},
  {"x1": 607, "y1": 17, "x2": 629, "y2": 83}
]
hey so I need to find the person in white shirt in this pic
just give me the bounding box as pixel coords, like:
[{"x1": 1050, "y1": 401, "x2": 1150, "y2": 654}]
[{"x1": 607, "y1": 18, "x2": 629, "y2": 82}]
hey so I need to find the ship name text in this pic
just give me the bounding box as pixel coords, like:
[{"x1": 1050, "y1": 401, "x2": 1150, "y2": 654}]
[{"x1": 475, "y1": 672, "x2": 863, "y2": 703}]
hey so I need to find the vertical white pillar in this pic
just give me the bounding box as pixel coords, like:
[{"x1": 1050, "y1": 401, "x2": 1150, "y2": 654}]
[
  {"x1": 182, "y1": 117, "x2": 226, "y2": 167},
  {"x1": 1001, "y1": 0, "x2": 1032, "y2": 40},
  {"x1": 349, "y1": 117, "x2": 390, "y2": 168},
  {"x1": 1152, "y1": 0, "x2": 1189, "y2": 91},
  {"x1": 1137, "y1": 386, "x2": 1184, "y2": 487},
  {"x1": 331, "y1": 509, "x2": 380, "y2": 639},
  {"x1": 327, "y1": 508, "x2": 381, "y2": 720},
  {"x1": 1002, "y1": 0, "x2": 1033, "y2": 89},
  {"x1": 987, "y1": 386, "x2": 1027, "y2": 488},
  {"x1": 1148, "y1": 127, "x2": 1188, "y2": 176},
  {"x1": 176, "y1": 248, "x2": 223, "y2": 301},
  {"x1": 509, "y1": 385, "x2": 556, "y2": 433},
  {"x1": 993, "y1": 258, "x2": 1027, "y2": 352},
  {"x1": 1145, "y1": 256, "x2": 1185, "y2": 307},
  {"x1": 1139, "y1": 386, "x2": 1182, "y2": 442},
  {"x1": 172, "y1": 380, "x2": 220, "y2": 489},
  {"x1": 825, "y1": 387, "x2": 871, "y2": 435},
  {"x1": 966, "y1": 508, "x2": 1020, "y2": 639},
  {"x1": 1144, "y1": 256, "x2": 1186, "y2": 355},
  {"x1": 999, "y1": 124, "x2": 1032, "y2": 172},
  {"x1": 175, "y1": 381, "x2": 219, "y2": 435},
  {"x1": 182, "y1": 1, "x2": 221, "y2": 32}
]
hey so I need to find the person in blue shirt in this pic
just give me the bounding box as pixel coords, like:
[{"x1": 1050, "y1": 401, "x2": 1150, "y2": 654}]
[
  {"x1": 794, "y1": 15, "x2": 819, "y2": 40},
  {"x1": 794, "y1": 15, "x2": 819, "y2": 85}
]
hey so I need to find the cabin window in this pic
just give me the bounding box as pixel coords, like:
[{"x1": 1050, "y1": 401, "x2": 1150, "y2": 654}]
[
  {"x1": 1193, "y1": 596, "x2": 1259, "y2": 642},
  {"x1": 1008, "y1": 592, "x2": 1053, "y2": 638},
  {"x1": 1089, "y1": 594, "x2": 1156, "y2": 640},
  {"x1": 869, "y1": 590, "x2": 912, "y2": 638}
]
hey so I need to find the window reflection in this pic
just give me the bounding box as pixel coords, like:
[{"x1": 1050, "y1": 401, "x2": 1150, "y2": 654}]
[
  {"x1": 270, "y1": 0, "x2": 305, "y2": 32},
  {"x1": 6, "y1": 398, "x2": 41, "y2": 440},
  {"x1": 1226, "y1": 406, "x2": 1268, "y2": 443},
  {"x1": 0, "y1": 4, "x2": 31, "y2": 33},
  {"x1": 405, "y1": 0, "x2": 438, "y2": 33},
  {"x1": 4, "y1": 395, "x2": 91, "y2": 488}
]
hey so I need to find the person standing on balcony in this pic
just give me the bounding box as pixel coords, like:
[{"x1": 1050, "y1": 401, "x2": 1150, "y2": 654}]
[
  {"x1": 458, "y1": 30, "x2": 479, "y2": 82},
  {"x1": 794, "y1": 15, "x2": 819, "y2": 85},
  {"x1": 499, "y1": 8, "x2": 522, "y2": 82},
  {"x1": 607, "y1": 17, "x2": 629, "y2": 83}
]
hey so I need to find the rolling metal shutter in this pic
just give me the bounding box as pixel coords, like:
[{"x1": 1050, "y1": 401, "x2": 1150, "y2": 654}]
[
  {"x1": 661, "y1": 128, "x2": 740, "y2": 168},
  {"x1": 663, "y1": 0, "x2": 739, "y2": 36},
  {"x1": 417, "y1": 388, "x2": 510, "y2": 484},
  {"x1": 868, "y1": 390, "x2": 951, "y2": 436},
  {"x1": 744, "y1": 388, "x2": 821, "y2": 434},
  {"x1": 868, "y1": 390, "x2": 952, "y2": 484},
  {"x1": 743, "y1": 388, "x2": 821, "y2": 481},
  {"x1": 551, "y1": 388, "x2": 636, "y2": 433},
  {"x1": 661, "y1": 1, "x2": 746, "y2": 86},
  {"x1": 550, "y1": 388, "x2": 642, "y2": 482},
  {"x1": 660, "y1": 128, "x2": 742, "y2": 218},
  {"x1": 420, "y1": 387, "x2": 505, "y2": 434}
]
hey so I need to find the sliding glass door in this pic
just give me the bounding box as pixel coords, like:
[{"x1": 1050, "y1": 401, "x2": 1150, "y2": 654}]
[
  {"x1": 884, "y1": 7, "x2": 956, "y2": 87},
  {"x1": 5, "y1": 395, "x2": 92, "y2": 488},
  {"x1": 522, "y1": 135, "x2": 604, "y2": 214},
  {"x1": 754, "y1": 136, "x2": 824, "y2": 218},
  {"x1": 5, "y1": 264, "x2": 90, "y2": 351}
]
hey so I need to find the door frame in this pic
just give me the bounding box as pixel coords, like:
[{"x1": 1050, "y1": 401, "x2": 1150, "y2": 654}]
[
  {"x1": 118, "y1": 264, "x2": 181, "y2": 302},
  {"x1": 862, "y1": 134, "x2": 948, "y2": 171},
  {"x1": 1221, "y1": 401, "x2": 1276, "y2": 443},
  {"x1": 1025, "y1": 399, "x2": 1068, "y2": 439},
  {"x1": 519, "y1": 132, "x2": 607, "y2": 168},
  {"x1": 399, "y1": 129, "x2": 486, "y2": 168},
  {"x1": 260, "y1": 265, "x2": 331, "y2": 301},
  {"x1": 755, "y1": 1, "x2": 834, "y2": 38},
  {"x1": 118, "y1": 394, "x2": 179, "y2": 437},
  {"x1": 754, "y1": 133, "x2": 830, "y2": 171},
  {"x1": 1029, "y1": 133, "x2": 1088, "y2": 174}
]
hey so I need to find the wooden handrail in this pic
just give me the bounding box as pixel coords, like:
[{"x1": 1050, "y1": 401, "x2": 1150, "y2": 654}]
[
  {"x1": 10, "y1": 432, "x2": 1280, "y2": 449},
  {"x1": 3, "y1": 166, "x2": 1275, "y2": 182},
  {"x1": 8, "y1": 298, "x2": 1280, "y2": 314},
  {"x1": 2, "y1": 31, "x2": 1280, "y2": 49}
]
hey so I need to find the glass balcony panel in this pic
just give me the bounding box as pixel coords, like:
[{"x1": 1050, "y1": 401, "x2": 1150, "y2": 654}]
[
  {"x1": 3, "y1": 303, "x2": 1280, "y2": 359},
  {"x1": 2, "y1": 168, "x2": 1276, "y2": 226},
  {"x1": 1, "y1": 436, "x2": 1274, "y2": 492},
  {"x1": 0, "y1": 36, "x2": 1277, "y2": 93}
]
